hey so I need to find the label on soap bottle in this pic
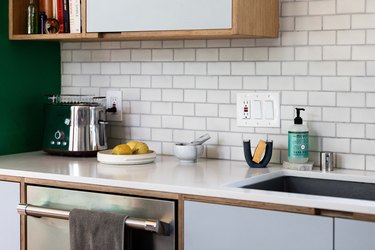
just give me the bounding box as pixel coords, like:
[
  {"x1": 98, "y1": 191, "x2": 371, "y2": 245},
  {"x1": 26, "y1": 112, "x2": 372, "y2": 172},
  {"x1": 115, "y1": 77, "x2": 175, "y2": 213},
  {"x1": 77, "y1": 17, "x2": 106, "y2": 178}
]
[{"x1": 288, "y1": 132, "x2": 309, "y2": 159}]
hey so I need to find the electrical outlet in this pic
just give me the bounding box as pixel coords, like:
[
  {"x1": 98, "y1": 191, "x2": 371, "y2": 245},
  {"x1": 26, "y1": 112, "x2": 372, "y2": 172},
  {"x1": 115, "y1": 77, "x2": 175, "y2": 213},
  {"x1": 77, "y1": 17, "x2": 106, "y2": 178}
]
[
  {"x1": 237, "y1": 92, "x2": 280, "y2": 127},
  {"x1": 106, "y1": 90, "x2": 123, "y2": 121}
]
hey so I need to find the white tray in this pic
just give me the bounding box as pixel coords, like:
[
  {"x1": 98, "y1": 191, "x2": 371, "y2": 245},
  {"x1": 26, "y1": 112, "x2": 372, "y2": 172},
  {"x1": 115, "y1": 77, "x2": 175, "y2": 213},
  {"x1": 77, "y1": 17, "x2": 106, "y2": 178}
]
[{"x1": 97, "y1": 150, "x2": 156, "y2": 165}]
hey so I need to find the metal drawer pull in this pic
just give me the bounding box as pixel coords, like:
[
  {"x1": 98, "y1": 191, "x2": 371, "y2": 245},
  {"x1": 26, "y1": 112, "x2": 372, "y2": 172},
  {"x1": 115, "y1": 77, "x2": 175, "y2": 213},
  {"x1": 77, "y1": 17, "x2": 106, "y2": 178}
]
[{"x1": 17, "y1": 204, "x2": 170, "y2": 236}]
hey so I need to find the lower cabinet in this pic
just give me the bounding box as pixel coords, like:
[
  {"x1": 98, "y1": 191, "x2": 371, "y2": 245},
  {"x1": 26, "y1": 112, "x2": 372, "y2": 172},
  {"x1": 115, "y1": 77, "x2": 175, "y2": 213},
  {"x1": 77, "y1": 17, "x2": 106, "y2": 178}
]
[
  {"x1": 335, "y1": 218, "x2": 375, "y2": 250},
  {"x1": 184, "y1": 201, "x2": 333, "y2": 250},
  {"x1": 0, "y1": 180, "x2": 20, "y2": 250}
]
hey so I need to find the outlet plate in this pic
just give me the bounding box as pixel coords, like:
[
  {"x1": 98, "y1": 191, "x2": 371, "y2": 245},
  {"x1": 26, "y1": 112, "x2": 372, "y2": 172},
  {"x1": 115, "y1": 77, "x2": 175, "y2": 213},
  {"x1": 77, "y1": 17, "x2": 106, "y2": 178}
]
[
  {"x1": 106, "y1": 90, "x2": 123, "y2": 121},
  {"x1": 237, "y1": 92, "x2": 280, "y2": 127}
]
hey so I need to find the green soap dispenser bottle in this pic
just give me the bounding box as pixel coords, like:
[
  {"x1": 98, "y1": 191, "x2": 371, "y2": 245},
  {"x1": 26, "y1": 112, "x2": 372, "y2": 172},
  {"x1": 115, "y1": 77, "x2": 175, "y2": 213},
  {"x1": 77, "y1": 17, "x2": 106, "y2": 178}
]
[{"x1": 288, "y1": 108, "x2": 309, "y2": 163}]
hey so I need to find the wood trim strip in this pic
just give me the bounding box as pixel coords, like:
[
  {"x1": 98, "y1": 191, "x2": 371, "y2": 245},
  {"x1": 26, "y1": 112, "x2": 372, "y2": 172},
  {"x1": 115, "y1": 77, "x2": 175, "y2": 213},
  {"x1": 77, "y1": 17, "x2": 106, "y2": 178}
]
[
  {"x1": 24, "y1": 178, "x2": 179, "y2": 200},
  {"x1": 20, "y1": 178, "x2": 26, "y2": 250},
  {"x1": 0, "y1": 175, "x2": 22, "y2": 182},
  {"x1": 183, "y1": 194, "x2": 316, "y2": 215},
  {"x1": 178, "y1": 195, "x2": 184, "y2": 250}
]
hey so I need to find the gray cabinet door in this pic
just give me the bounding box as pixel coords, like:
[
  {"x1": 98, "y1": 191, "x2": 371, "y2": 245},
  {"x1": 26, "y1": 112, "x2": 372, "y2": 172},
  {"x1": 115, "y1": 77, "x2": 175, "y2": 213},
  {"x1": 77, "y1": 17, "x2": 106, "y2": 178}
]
[
  {"x1": 0, "y1": 181, "x2": 20, "y2": 250},
  {"x1": 184, "y1": 201, "x2": 333, "y2": 250},
  {"x1": 87, "y1": 0, "x2": 232, "y2": 32},
  {"x1": 335, "y1": 218, "x2": 375, "y2": 250}
]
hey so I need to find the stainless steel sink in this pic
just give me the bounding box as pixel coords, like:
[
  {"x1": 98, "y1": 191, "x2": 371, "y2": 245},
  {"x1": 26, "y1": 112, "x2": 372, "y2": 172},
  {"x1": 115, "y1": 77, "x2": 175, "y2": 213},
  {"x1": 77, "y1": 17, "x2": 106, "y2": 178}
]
[{"x1": 237, "y1": 173, "x2": 375, "y2": 201}]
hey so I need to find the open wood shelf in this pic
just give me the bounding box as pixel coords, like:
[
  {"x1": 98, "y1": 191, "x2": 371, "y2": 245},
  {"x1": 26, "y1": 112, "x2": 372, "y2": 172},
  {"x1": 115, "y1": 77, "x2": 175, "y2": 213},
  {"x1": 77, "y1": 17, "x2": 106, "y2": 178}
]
[{"x1": 9, "y1": 0, "x2": 279, "y2": 41}]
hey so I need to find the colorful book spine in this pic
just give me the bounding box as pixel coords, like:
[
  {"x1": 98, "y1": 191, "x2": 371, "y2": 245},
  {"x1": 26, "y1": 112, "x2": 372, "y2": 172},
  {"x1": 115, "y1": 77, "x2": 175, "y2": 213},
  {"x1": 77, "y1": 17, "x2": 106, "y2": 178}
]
[
  {"x1": 69, "y1": 0, "x2": 81, "y2": 33},
  {"x1": 57, "y1": 0, "x2": 64, "y2": 33},
  {"x1": 63, "y1": 0, "x2": 70, "y2": 33}
]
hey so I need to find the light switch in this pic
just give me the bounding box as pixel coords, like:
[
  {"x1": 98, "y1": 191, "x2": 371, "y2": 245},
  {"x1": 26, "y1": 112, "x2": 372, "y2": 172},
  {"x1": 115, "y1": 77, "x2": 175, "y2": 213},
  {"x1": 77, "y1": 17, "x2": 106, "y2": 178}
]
[
  {"x1": 236, "y1": 92, "x2": 280, "y2": 127},
  {"x1": 264, "y1": 101, "x2": 274, "y2": 120},
  {"x1": 251, "y1": 100, "x2": 262, "y2": 119}
]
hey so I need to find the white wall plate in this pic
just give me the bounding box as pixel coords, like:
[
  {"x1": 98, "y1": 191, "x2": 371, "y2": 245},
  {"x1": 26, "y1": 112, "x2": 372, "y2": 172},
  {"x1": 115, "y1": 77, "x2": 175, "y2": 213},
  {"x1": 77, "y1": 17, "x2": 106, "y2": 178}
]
[{"x1": 236, "y1": 92, "x2": 280, "y2": 128}]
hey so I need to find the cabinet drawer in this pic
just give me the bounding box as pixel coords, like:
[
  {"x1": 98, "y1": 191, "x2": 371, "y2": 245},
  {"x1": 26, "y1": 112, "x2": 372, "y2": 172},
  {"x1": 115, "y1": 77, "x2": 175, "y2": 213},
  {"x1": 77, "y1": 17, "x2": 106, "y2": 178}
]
[
  {"x1": 185, "y1": 201, "x2": 333, "y2": 250},
  {"x1": 87, "y1": 0, "x2": 232, "y2": 32},
  {"x1": 26, "y1": 185, "x2": 176, "y2": 250}
]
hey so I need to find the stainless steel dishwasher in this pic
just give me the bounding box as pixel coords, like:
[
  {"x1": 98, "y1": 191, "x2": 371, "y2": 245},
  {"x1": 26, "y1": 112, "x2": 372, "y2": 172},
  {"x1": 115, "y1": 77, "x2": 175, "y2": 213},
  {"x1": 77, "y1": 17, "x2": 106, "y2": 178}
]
[{"x1": 18, "y1": 185, "x2": 176, "y2": 250}]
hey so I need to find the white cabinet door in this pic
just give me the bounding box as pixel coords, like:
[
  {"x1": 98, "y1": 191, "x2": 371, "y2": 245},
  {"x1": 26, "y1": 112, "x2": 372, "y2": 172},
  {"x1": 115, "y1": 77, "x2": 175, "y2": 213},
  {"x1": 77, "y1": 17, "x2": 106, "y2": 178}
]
[
  {"x1": 0, "y1": 181, "x2": 20, "y2": 250},
  {"x1": 184, "y1": 201, "x2": 333, "y2": 250},
  {"x1": 87, "y1": 0, "x2": 232, "y2": 32},
  {"x1": 335, "y1": 218, "x2": 375, "y2": 250}
]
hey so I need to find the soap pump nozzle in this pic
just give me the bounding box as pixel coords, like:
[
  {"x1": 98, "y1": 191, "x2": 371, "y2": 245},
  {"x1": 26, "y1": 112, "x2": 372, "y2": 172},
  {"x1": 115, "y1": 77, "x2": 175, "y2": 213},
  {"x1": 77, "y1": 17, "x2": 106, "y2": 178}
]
[{"x1": 294, "y1": 108, "x2": 305, "y2": 125}]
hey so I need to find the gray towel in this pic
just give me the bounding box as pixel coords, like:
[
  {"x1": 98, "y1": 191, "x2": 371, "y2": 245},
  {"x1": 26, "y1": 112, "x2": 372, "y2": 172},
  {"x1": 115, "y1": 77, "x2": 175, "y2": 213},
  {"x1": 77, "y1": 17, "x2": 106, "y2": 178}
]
[{"x1": 69, "y1": 209, "x2": 129, "y2": 250}]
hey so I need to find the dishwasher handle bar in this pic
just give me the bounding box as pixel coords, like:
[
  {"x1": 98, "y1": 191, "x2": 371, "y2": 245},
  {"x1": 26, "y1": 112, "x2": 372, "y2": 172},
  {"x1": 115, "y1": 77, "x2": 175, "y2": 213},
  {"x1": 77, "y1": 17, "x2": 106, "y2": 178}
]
[{"x1": 17, "y1": 204, "x2": 170, "y2": 236}]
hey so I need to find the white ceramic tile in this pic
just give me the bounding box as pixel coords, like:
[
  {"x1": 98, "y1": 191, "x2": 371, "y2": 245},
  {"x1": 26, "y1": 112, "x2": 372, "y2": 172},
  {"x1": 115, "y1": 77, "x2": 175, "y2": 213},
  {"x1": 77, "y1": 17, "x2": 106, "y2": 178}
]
[
  {"x1": 162, "y1": 116, "x2": 183, "y2": 129},
  {"x1": 270, "y1": 48, "x2": 294, "y2": 62},
  {"x1": 173, "y1": 103, "x2": 195, "y2": 116},
  {"x1": 282, "y1": 62, "x2": 308, "y2": 75},
  {"x1": 141, "y1": 115, "x2": 162, "y2": 128},
  {"x1": 243, "y1": 76, "x2": 268, "y2": 90},
  {"x1": 323, "y1": 46, "x2": 351, "y2": 60},
  {"x1": 184, "y1": 117, "x2": 206, "y2": 130},
  {"x1": 196, "y1": 49, "x2": 219, "y2": 61},
  {"x1": 282, "y1": 2, "x2": 308, "y2": 16},
  {"x1": 151, "y1": 102, "x2": 172, "y2": 115},
  {"x1": 195, "y1": 104, "x2": 218, "y2": 117},
  {"x1": 323, "y1": 138, "x2": 351, "y2": 153},
  {"x1": 184, "y1": 90, "x2": 207, "y2": 103},
  {"x1": 231, "y1": 62, "x2": 256, "y2": 76},
  {"x1": 219, "y1": 48, "x2": 243, "y2": 61},
  {"x1": 309, "y1": 0, "x2": 336, "y2": 15},
  {"x1": 111, "y1": 50, "x2": 131, "y2": 62},
  {"x1": 337, "y1": 123, "x2": 365, "y2": 138},
  {"x1": 309, "y1": 31, "x2": 336, "y2": 45},
  {"x1": 162, "y1": 89, "x2": 183, "y2": 102},
  {"x1": 337, "y1": 30, "x2": 366, "y2": 45},
  {"x1": 207, "y1": 62, "x2": 231, "y2": 75},
  {"x1": 207, "y1": 90, "x2": 230, "y2": 103},
  {"x1": 322, "y1": 107, "x2": 351, "y2": 122},
  {"x1": 244, "y1": 48, "x2": 268, "y2": 61},
  {"x1": 174, "y1": 49, "x2": 195, "y2": 61},
  {"x1": 162, "y1": 63, "x2": 184, "y2": 75},
  {"x1": 295, "y1": 16, "x2": 322, "y2": 31},
  {"x1": 337, "y1": 0, "x2": 365, "y2": 13},
  {"x1": 207, "y1": 118, "x2": 230, "y2": 131},
  {"x1": 323, "y1": 15, "x2": 351, "y2": 30},
  {"x1": 152, "y1": 49, "x2": 173, "y2": 61},
  {"x1": 309, "y1": 92, "x2": 336, "y2": 106},
  {"x1": 185, "y1": 63, "x2": 207, "y2": 75},
  {"x1": 219, "y1": 76, "x2": 242, "y2": 90},
  {"x1": 352, "y1": 14, "x2": 375, "y2": 29},
  {"x1": 337, "y1": 93, "x2": 366, "y2": 107},
  {"x1": 173, "y1": 76, "x2": 195, "y2": 89},
  {"x1": 256, "y1": 62, "x2": 281, "y2": 75},
  {"x1": 141, "y1": 89, "x2": 161, "y2": 101},
  {"x1": 152, "y1": 129, "x2": 173, "y2": 142}
]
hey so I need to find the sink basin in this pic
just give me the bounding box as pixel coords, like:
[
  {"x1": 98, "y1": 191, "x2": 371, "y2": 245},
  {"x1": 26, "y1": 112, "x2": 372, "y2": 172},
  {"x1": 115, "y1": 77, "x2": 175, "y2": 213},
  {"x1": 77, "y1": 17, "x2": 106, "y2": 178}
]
[{"x1": 240, "y1": 175, "x2": 375, "y2": 201}]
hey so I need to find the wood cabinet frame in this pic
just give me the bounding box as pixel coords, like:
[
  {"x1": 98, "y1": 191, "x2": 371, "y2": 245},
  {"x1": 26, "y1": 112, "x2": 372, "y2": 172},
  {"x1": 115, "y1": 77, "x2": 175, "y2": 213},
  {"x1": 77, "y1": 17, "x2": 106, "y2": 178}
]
[{"x1": 9, "y1": 0, "x2": 279, "y2": 41}]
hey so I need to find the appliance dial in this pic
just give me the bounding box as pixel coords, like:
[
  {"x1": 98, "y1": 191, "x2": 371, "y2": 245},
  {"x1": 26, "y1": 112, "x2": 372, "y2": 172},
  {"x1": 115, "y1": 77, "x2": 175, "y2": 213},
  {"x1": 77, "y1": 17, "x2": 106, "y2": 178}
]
[{"x1": 54, "y1": 130, "x2": 64, "y2": 140}]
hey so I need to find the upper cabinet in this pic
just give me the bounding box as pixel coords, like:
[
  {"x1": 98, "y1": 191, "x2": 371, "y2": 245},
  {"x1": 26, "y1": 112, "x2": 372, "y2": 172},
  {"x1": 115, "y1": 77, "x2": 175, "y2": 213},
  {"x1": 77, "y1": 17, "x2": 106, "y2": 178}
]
[{"x1": 9, "y1": 0, "x2": 279, "y2": 41}]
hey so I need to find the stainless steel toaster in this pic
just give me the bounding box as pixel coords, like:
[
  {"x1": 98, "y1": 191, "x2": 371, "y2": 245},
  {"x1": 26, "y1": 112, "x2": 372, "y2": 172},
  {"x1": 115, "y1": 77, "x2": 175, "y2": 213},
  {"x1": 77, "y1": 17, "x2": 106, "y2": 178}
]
[{"x1": 42, "y1": 95, "x2": 108, "y2": 156}]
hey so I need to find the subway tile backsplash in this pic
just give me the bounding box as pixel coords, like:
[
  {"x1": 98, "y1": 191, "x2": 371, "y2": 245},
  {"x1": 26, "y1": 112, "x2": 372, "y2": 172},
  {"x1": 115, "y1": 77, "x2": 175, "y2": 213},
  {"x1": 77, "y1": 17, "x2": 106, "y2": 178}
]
[{"x1": 61, "y1": 0, "x2": 375, "y2": 170}]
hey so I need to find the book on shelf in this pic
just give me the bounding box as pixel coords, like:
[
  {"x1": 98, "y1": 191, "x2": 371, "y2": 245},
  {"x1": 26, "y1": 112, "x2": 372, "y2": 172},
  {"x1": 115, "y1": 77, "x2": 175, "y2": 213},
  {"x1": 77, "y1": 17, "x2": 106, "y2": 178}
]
[
  {"x1": 63, "y1": 0, "x2": 70, "y2": 33},
  {"x1": 69, "y1": 0, "x2": 81, "y2": 33},
  {"x1": 57, "y1": 0, "x2": 65, "y2": 33}
]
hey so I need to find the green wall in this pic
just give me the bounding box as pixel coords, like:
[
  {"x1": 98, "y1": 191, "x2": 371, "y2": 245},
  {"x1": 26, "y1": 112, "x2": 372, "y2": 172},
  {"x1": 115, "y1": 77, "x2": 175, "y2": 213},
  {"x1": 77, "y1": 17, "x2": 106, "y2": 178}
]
[{"x1": 0, "y1": 2, "x2": 61, "y2": 155}]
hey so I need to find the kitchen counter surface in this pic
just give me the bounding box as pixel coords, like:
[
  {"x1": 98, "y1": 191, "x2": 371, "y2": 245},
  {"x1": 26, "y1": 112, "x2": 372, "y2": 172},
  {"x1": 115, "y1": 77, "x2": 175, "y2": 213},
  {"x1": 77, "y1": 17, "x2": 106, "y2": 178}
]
[{"x1": 1, "y1": 151, "x2": 375, "y2": 215}]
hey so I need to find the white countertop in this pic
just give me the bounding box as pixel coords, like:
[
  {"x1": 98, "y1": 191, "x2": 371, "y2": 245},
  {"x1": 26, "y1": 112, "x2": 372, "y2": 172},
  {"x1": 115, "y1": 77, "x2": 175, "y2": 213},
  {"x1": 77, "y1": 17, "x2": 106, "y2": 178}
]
[{"x1": 1, "y1": 151, "x2": 375, "y2": 215}]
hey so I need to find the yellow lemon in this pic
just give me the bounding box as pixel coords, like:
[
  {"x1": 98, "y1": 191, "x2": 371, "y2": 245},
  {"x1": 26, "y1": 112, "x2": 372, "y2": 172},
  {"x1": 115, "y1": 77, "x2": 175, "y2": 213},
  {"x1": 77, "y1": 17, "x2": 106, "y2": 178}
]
[
  {"x1": 112, "y1": 144, "x2": 133, "y2": 155},
  {"x1": 126, "y1": 141, "x2": 139, "y2": 151},
  {"x1": 134, "y1": 142, "x2": 149, "y2": 154}
]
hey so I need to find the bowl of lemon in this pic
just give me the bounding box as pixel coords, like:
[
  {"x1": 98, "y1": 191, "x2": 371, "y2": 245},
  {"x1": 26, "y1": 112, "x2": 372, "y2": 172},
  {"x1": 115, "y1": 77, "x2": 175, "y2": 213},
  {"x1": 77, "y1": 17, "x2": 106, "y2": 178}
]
[{"x1": 97, "y1": 141, "x2": 156, "y2": 165}]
